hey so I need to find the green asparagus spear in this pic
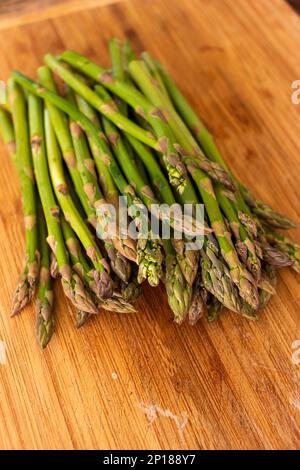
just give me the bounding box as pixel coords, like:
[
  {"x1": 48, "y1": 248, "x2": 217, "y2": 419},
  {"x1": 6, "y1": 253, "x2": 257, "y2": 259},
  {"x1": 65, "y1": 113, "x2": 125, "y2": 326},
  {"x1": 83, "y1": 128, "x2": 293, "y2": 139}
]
[
  {"x1": 35, "y1": 207, "x2": 55, "y2": 349},
  {"x1": 28, "y1": 92, "x2": 97, "y2": 313},
  {"x1": 7, "y1": 80, "x2": 40, "y2": 316}
]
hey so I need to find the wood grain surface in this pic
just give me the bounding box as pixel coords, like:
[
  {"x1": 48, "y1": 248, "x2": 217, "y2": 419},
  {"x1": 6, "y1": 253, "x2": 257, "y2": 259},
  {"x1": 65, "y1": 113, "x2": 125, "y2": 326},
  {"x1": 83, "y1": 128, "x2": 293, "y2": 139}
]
[{"x1": 0, "y1": 0, "x2": 300, "y2": 450}]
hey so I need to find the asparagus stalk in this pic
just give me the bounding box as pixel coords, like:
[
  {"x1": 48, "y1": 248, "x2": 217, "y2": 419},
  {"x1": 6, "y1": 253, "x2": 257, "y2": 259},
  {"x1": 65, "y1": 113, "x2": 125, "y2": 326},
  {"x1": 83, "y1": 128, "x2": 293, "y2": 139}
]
[
  {"x1": 109, "y1": 38, "x2": 127, "y2": 115},
  {"x1": 7, "y1": 80, "x2": 40, "y2": 316},
  {"x1": 28, "y1": 92, "x2": 97, "y2": 313},
  {"x1": 37, "y1": 66, "x2": 96, "y2": 227},
  {"x1": 214, "y1": 184, "x2": 261, "y2": 281},
  {"x1": 35, "y1": 207, "x2": 55, "y2": 348},
  {"x1": 43, "y1": 104, "x2": 113, "y2": 299},
  {"x1": 0, "y1": 107, "x2": 18, "y2": 169},
  {"x1": 55, "y1": 52, "x2": 187, "y2": 193},
  {"x1": 74, "y1": 93, "x2": 137, "y2": 262},
  {"x1": 66, "y1": 87, "x2": 132, "y2": 283},
  {"x1": 240, "y1": 183, "x2": 297, "y2": 230}
]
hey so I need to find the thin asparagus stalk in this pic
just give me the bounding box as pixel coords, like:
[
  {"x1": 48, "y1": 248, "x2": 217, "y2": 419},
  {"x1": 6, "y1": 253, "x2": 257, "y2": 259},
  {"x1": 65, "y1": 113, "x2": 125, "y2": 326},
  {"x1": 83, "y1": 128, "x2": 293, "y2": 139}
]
[
  {"x1": 7, "y1": 79, "x2": 40, "y2": 316},
  {"x1": 35, "y1": 207, "x2": 54, "y2": 349},
  {"x1": 61, "y1": 219, "x2": 137, "y2": 317},
  {"x1": 110, "y1": 43, "x2": 151, "y2": 186},
  {"x1": 43, "y1": 104, "x2": 113, "y2": 299},
  {"x1": 74, "y1": 93, "x2": 137, "y2": 262},
  {"x1": 214, "y1": 184, "x2": 261, "y2": 281},
  {"x1": 101, "y1": 292, "x2": 137, "y2": 314},
  {"x1": 37, "y1": 66, "x2": 96, "y2": 227},
  {"x1": 200, "y1": 236, "x2": 255, "y2": 317},
  {"x1": 66, "y1": 87, "x2": 132, "y2": 283},
  {"x1": 123, "y1": 40, "x2": 137, "y2": 69},
  {"x1": 109, "y1": 37, "x2": 127, "y2": 115},
  {"x1": 0, "y1": 107, "x2": 18, "y2": 169},
  {"x1": 28, "y1": 93, "x2": 97, "y2": 313},
  {"x1": 46, "y1": 54, "x2": 158, "y2": 149},
  {"x1": 240, "y1": 183, "x2": 297, "y2": 230},
  {"x1": 55, "y1": 52, "x2": 187, "y2": 193},
  {"x1": 60, "y1": 214, "x2": 99, "y2": 296},
  {"x1": 76, "y1": 310, "x2": 92, "y2": 328}
]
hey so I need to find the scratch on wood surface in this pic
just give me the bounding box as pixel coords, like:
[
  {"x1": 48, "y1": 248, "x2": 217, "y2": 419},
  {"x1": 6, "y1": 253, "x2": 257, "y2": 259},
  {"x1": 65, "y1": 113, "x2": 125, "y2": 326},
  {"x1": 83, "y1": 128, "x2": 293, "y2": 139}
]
[
  {"x1": 138, "y1": 403, "x2": 189, "y2": 441},
  {"x1": 289, "y1": 397, "x2": 300, "y2": 411}
]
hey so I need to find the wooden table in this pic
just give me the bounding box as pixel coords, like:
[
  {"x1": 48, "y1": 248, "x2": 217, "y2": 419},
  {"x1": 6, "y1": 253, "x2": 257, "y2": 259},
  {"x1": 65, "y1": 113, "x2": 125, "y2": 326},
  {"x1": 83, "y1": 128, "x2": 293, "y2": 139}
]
[{"x1": 0, "y1": 0, "x2": 300, "y2": 450}]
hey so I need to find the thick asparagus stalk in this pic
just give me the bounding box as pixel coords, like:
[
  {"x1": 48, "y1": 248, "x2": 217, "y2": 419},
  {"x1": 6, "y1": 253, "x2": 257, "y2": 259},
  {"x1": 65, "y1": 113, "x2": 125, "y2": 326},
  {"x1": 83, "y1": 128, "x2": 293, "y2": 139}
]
[
  {"x1": 7, "y1": 80, "x2": 40, "y2": 316},
  {"x1": 28, "y1": 93, "x2": 97, "y2": 313},
  {"x1": 35, "y1": 207, "x2": 54, "y2": 349},
  {"x1": 43, "y1": 105, "x2": 113, "y2": 299}
]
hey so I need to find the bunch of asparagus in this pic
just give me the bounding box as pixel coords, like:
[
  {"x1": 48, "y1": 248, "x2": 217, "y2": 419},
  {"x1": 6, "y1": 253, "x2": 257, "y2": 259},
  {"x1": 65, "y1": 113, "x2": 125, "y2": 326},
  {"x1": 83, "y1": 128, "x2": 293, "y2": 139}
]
[{"x1": 0, "y1": 39, "x2": 299, "y2": 349}]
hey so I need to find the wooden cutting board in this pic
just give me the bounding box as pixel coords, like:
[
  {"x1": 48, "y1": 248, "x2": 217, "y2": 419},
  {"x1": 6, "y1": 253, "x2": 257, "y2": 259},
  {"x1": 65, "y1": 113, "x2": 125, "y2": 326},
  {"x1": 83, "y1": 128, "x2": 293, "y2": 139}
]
[{"x1": 0, "y1": 0, "x2": 300, "y2": 450}]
